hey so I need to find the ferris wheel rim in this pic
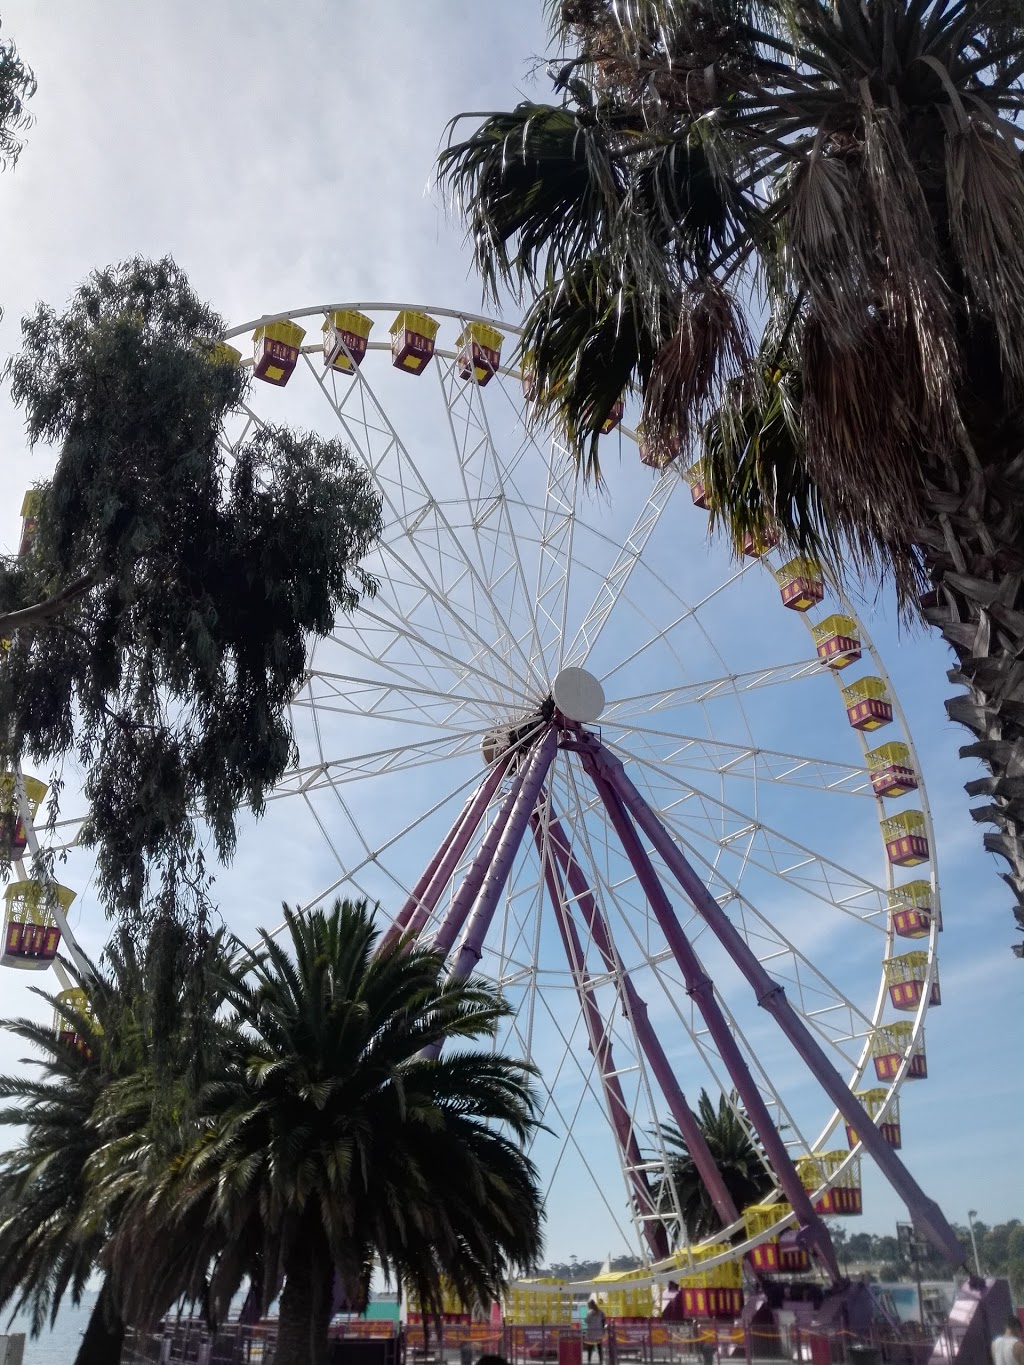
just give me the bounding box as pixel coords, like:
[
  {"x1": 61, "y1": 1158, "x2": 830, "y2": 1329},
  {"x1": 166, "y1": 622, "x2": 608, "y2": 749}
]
[{"x1": 10, "y1": 298, "x2": 942, "y2": 1274}]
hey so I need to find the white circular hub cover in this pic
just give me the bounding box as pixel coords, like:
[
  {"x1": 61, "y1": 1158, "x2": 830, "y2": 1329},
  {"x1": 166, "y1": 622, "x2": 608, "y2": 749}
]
[{"x1": 552, "y1": 666, "x2": 605, "y2": 723}]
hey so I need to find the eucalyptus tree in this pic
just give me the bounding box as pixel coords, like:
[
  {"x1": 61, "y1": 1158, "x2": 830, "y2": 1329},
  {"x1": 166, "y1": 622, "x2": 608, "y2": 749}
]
[
  {"x1": 0, "y1": 258, "x2": 382, "y2": 938},
  {"x1": 440, "y1": 0, "x2": 1024, "y2": 954},
  {"x1": 0, "y1": 17, "x2": 34, "y2": 171},
  {"x1": 110, "y1": 899, "x2": 545, "y2": 1365}
]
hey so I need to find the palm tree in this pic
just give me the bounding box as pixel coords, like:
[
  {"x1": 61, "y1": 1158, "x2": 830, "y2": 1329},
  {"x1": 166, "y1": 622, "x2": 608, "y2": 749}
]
[
  {"x1": 0, "y1": 997, "x2": 115, "y2": 1364},
  {"x1": 655, "y1": 1090, "x2": 773, "y2": 1245},
  {"x1": 110, "y1": 898, "x2": 545, "y2": 1365},
  {"x1": 440, "y1": 0, "x2": 1024, "y2": 956},
  {"x1": 0, "y1": 923, "x2": 235, "y2": 1365}
]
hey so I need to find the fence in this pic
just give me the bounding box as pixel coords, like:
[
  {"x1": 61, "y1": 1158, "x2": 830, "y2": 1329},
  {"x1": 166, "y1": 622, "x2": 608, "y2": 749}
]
[{"x1": 121, "y1": 1316, "x2": 963, "y2": 1365}]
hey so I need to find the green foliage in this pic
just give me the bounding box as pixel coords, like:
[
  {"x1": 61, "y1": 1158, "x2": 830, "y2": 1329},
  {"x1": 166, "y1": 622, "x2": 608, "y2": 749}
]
[
  {"x1": 108, "y1": 899, "x2": 545, "y2": 1365},
  {"x1": 0, "y1": 18, "x2": 34, "y2": 171},
  {"x1": 654, "y1": 1088, "x2": 773, "y2": 1244},
  {"x1": 439, "y1": 0, "x2": 1024, "y2": 575},
  {"x1": 0, "y1": 926, "x2": 235, "y2": 1364},
  {"x1": 0, "y1": 258, "x2": 383, "y2": 927}
]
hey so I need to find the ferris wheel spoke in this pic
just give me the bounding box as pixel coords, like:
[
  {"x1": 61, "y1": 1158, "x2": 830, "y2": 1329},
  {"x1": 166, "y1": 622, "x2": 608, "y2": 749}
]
[
  {"x1": 329, "y1": 594, "x2": 522, "y2": 712},
  {"x1": 296, "y1": 670, "x2": 494, "y2": 727},
  {"x1": 600, "y1": 659, "x2": 826, "y2": 721},
  {"x1": 553, "y1": 758, "x2": 862, "y2": 1166},
  {"x1": 293, "y1": 680, "x2": 496, "y2": 738},
  {"x1": 600, "y1": 723, "x2": 872, "y2": 796},
  {"x1": 130, "y1": 304, "x2": 947, "y2": 1268},
  {"x1": 266, "y1": 737, "x2": 479, "y2": 797},
  {"x1": 366, "y1": 540, "x2": 527, "y2": 705},
  {"x1": 306, "y1": 354, "x2": 544, "y2": 696},
  {"x1": 614, "y1": 742, "x2": 890, "y2": 924},
  {"x1": 436, "y1": 364, "x2": 551, "y2": 687},
  {"x1": 563, "y1": 466, "x2": 678, "y2": 669},
  {"x1": 586, "y1": 557, "x2": 761, "y2": 692}
]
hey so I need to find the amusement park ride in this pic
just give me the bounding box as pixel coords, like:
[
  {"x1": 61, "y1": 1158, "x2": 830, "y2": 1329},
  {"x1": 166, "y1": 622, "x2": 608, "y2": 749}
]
[{"x1": 2, "y1": 302, "x2": 1008, "y2": 1346}]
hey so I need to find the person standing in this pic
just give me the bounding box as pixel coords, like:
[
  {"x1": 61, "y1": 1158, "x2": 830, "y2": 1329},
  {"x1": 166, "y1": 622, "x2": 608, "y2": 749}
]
[
  {"x1": 992, "y1": 1317, "x2": 1024, "y2": 1365},
  {"x1": 584, "y1": 1297, "x2": 607, "y2": 1365}
]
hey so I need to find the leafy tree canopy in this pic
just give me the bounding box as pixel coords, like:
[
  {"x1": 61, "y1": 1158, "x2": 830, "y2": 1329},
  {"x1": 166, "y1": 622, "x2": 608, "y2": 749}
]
[
  {"x1": 107, "y1": 899, "x2": 545, "y2": 1365},
  {"x1": 0, "y1": 17, "x2": 34, "y2": 172},
  {"x1": 0, "y1": 923, "x2": 237, "y2": 1365},
  {"x1": 0, "y1": 258, "x2": 382, "y2": 930}
]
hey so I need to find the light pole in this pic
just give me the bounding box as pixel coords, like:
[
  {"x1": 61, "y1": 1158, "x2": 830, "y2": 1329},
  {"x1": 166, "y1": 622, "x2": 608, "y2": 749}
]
[{"x1": 967, "y1": 1211, "x2": 983, "y2": 1276}]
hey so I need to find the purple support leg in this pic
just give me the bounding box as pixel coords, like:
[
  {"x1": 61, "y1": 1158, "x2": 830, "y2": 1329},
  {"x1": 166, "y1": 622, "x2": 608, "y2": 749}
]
[
  {"x1": 578, "y1": 748, "x2": 841, "y2": 1281},
  {"x1": 380, "y1": 756, "x2": 511, "y2": 954},
  {"x1": 540, "y1": 810, "x2": 741, "y2": 1232},
  {"x1": 446, "y1": 727, "x2": 558, "y2": 983},
  {"x1": 420, "y1": 731, "x2": 557, "y2": 1063},
  {"x1": 430, "y1": 740, "x2": 549, "y2": 964},
  {"x1": 533, "y1": 815, "x2": 669, "y2": 1260},
  {"x1": 583, "y1": 730, "x2": 964, "y2": 1268}
]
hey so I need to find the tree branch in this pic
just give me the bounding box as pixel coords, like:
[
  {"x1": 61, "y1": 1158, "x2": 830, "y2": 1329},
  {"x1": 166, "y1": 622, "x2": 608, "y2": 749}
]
[{"x1": 0, "y1": 573, "x2": 97, "y2": 634}]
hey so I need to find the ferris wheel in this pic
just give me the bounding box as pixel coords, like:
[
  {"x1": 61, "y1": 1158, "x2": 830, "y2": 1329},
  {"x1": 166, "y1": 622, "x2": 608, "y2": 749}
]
[{"x1": 3, "y1": 300, "x2": 960, "y2": 1302}]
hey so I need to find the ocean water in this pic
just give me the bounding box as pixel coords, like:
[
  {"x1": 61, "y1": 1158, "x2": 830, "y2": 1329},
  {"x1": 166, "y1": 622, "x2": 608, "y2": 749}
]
[{"x1": 6, "y1": 1291, "x2": 96, "y2": 1365}]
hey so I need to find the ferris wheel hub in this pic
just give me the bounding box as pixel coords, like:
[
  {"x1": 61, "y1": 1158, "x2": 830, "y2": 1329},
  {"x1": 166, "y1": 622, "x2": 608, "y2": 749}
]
[{"x1": 552, "y1": 666, "x2": 605, "y2": 723}]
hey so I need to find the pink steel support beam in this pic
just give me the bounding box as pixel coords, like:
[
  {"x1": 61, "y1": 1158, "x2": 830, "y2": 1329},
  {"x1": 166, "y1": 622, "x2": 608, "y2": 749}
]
[
  {"x1": 581, "y1": 729, "x2": 965, "y2": 1269},
  {"x1": 447, "y1": 727, "x2": 559, "y2": 983},
  {"x1": 577, "y1": 745, "x2": 841, "y2": 1281},
  {"x1": 532, "y1": 815, "x2": 669, "y2": 1260},
  {"x1": 421, "y1": 729, "x2": 558, "y2": 1063},
  {"x1": 380, "y1": 755, "x2": 511, "y2": 953},
  {"x1": 430, "y1": 745, "x2": 539, "y2": 963},
  {"x1": 539, "y1": 808, "x2": 741, "y2": 1232}
]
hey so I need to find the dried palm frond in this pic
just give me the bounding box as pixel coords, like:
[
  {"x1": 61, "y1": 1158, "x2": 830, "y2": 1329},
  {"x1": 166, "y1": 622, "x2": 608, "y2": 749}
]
[
  {"x1": 861, "y1": 105, "x2": 960, "y2": 455},
  {"x1": 946, "y1": 116, "x2": 1024, "y2": 393},
  {"x1": 702, "y1": 355, "x2": 840, "y2": 564},
  {"x1": 783, "y1": 143, "x2": 873, "y2": 342},
  {"x1": 644, "y1": 280, "x2": 752, "y2": 449},
  {"x1": 799, "y1": 308, "x2": 930, "y2": 599}
]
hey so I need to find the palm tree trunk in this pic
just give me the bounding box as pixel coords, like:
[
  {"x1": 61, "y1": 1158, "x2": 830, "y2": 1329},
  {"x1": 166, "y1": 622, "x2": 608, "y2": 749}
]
[
  {"x1": 73, "y1": 1279, "x2": 125, "y2": 1365},
  {"x1": 918, "y1": 438, "x2": 1024, "y2": 957},
  {"x1": 275, "y1": 1226, "x2": 334, "y2": 1365}
]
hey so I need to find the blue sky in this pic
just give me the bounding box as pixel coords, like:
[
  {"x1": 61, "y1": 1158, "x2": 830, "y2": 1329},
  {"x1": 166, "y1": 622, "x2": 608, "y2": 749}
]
[{"x1": 0, "y1": 2, "x2": 1020, "y2": 1273}]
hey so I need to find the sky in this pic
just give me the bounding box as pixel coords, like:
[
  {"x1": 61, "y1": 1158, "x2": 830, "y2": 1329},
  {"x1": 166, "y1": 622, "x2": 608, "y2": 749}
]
[{"x1": 0, "y1": 1, "x2": 1020, "y2": 1287}]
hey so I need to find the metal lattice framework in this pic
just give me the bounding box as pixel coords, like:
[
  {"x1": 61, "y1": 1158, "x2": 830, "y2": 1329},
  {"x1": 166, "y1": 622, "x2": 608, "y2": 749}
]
[{"x1": 5, "y1": 300, "x2": 957, "y2": 1282}]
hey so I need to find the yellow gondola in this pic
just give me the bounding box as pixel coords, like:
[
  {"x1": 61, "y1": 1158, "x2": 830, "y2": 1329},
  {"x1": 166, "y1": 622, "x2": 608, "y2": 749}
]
[
  {"x1": 881, "y1": 810, "x2": 929, "y2": 867},
  {"x1": 846, "y1": 1088, "x2": 901, "y2": 1149},
  {"x1": 796, "y1": 1151, "x2": 863, "y2": 1215},
  {"x1": 841, "y1": 676, "x2": 893, "y2": 731},
  {"x1": 323, "y1": 309, "x2": 373, "y2": 375},
  {"x1": 253, "y1": 320, "x2": 305, "y2": 387},
  {"x1": 673, "y1": 1245, "x2": 743, "y2": 1316},
  {"x1": 812, "y1": 615, "x2": 861, "y2": 669},
  {"x1": 872, "y1": 1021, "x2": 926, "y2": 1081},
  {"x1": 883, "y1": 951, "x2": 941, "y2": 1010},
  {"x1": 887, "y1": 880, "x2": 940, "y2": 939},
  {"x1": 2, "y1": 880, "x2": 72, "y2": 968},
  {"x1": 389, "y1": 310, "x2": 438, "y2": 375},
  {"x1": 774, "y1": 557, "x2": 824, "y2": 612},
  {"x1": 456, "y1": 322, "x2": 503, "y2": 387},
  {"x1": 0, "y1": 773, "x2": 47, "y2": 862}
]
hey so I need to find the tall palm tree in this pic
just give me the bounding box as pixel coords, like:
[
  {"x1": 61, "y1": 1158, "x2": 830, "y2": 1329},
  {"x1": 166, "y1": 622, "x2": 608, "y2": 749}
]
[
  {"x1": 655, "y1": 1090, "x2": 773, "y2": 1245},
  {"x1": 440, "y1": 0, "x2": 1024, "y2": 955},
  {"x1": 109, "y1": 898, "x2": 545, "y2": 1365},
  {"x1": 0, "y1": 923, "x2": 235, "y2": 1365}
]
